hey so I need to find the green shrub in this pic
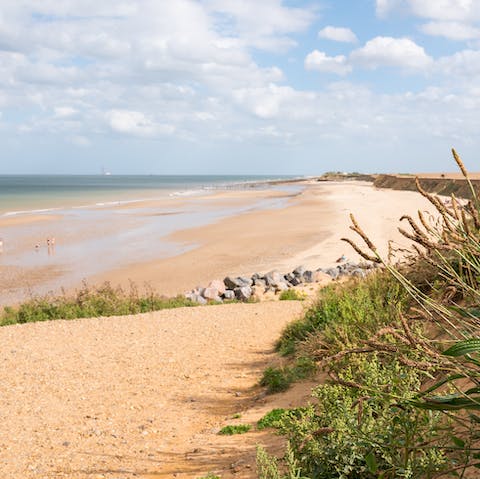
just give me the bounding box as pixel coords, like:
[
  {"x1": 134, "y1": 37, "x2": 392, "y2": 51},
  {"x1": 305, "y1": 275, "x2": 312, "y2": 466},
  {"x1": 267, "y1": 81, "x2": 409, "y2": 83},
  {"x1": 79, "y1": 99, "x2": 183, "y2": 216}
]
[
  {"x1": 218, "y1": 424, "x2": 251, "y2": 435},
  {"x1": 278, "y1": 356, "x2": 449, "y2": 478},
  {"x1": 276, "y1": 271, "x2": 407, "y2": 356},
  {"x1": 261, "y1": 367, "x2": 292, "y2": 393}
]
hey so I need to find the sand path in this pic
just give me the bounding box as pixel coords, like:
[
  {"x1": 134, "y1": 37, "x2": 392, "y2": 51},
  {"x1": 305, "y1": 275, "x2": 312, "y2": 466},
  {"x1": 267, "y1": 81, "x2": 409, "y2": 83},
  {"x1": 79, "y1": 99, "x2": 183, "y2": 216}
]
[{"x1": 0, "y1": 301, "x2": 305, "y2": 478}]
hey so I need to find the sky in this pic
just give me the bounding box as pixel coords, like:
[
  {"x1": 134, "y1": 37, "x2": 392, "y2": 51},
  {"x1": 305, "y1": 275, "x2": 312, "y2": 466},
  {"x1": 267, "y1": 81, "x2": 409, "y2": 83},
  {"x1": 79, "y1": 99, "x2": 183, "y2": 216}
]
[{"x1": 0, "y1": 0, "x2": 480, "y2": 175}]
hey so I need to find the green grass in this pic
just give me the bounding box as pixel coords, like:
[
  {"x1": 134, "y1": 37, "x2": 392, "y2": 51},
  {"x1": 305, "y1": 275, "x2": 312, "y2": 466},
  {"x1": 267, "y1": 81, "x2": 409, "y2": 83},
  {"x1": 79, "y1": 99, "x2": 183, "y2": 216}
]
[
  {"x1": 0, "y1": 282, "x2": 202, "y2": 326},
  {"x1": 218, "y1": 424, "x2": 251, "y2": 435},
  {"x1": 260, "y1": 357, "x2": 316, "y2": 394},
  {"x1": 278, "y1": 289, "x2": 306, "y2": 301},
  {"x1": 276, "y1": 271, "x2": 407, "y2": 356},
  {"x1": 257, "y1": 409, "x2": 288, "y2": 430}
]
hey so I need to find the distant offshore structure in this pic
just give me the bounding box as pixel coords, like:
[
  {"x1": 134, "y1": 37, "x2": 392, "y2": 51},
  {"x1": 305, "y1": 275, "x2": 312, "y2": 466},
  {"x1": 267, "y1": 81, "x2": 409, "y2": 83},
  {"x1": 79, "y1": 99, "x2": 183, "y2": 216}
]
[{"x1": 101, "y1": 166, "x2": 112, "y2": 176}]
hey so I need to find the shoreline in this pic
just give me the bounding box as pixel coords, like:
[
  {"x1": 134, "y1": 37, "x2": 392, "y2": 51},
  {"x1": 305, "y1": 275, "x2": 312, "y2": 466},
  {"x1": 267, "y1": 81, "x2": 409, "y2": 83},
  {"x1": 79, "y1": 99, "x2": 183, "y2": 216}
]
[{"x1": 1, "y1": 179, "x2": 436, "y2": 306}]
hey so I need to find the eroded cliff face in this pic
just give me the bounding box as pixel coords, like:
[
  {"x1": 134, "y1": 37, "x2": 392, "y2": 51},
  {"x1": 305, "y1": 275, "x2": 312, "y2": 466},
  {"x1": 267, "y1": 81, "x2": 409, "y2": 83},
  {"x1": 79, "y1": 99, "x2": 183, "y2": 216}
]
[{"x1": 373, "y1": 174, "x2": 480, "y2": 199}]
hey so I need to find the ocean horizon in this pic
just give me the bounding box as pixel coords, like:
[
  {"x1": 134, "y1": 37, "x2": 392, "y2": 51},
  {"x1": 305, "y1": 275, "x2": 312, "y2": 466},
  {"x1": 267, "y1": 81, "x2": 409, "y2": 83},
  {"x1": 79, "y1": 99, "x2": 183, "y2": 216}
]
[{"x1": 0, "y1": 174, "x2": 300, "y2": 216}]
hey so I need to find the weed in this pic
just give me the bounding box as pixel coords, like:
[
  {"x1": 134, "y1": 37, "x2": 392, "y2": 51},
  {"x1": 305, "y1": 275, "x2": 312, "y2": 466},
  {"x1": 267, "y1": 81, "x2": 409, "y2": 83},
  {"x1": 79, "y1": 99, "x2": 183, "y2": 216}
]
[
  {"x1": 279, "y1": 289, "x2": 306, "y2": 301},
  {"x1": 257, "y1": 409, "x2": 288, "y2": 430},
  {"x1": 218, "y1": 424, "x2": 251, "y2": 435},
  {"x1": 260, "y1": 358, "x2": 316, "y2": 394}
]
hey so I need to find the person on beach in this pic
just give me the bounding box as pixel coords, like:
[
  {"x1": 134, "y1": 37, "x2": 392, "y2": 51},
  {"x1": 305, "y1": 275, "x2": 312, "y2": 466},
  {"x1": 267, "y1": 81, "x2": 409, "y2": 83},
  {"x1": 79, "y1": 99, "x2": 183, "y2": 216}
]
[
  {"x1": 35, "y1": 243, "x2": 40, "y2": 252},
  {"x1": 0, "y1": 238, "x2": 3, "y2": 253}
]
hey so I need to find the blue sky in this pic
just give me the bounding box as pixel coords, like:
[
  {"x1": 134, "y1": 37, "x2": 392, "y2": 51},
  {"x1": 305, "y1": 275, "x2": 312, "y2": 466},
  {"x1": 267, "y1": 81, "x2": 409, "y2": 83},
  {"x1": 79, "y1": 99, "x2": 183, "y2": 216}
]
[{"x1": 0, "y1": 0, "x2": 479, "y2": 174}]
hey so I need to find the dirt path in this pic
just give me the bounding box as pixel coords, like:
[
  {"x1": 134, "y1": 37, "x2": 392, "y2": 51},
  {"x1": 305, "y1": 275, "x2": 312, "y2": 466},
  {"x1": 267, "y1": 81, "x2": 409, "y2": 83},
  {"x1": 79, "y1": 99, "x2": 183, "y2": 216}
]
[{"x1": 0, "y1": 301, "x2": 307, "y2": 478}]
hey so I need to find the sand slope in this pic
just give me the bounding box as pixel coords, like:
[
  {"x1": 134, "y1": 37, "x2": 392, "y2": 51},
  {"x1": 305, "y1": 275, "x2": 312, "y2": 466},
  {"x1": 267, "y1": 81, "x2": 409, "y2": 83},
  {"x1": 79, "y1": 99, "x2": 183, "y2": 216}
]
[{"x1": 0, "y1": 301, "x2": 304, "y2": 478}]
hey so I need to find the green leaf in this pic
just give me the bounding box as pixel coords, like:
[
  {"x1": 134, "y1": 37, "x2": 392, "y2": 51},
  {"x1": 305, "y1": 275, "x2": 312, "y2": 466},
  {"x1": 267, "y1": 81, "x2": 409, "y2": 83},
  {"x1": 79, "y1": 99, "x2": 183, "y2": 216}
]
[
  {"x1": 452, "y1": 436, "x2": 465, "y2": 448},
  {"x1": 443, "y1": 339, "x2": 480, "y2": 357},
  {"x1": 365, "y1": 451, "x2": 378, "y2": 473},
  {"x1": 416, "y1": 374, "x2": 467, "y2": 397}
]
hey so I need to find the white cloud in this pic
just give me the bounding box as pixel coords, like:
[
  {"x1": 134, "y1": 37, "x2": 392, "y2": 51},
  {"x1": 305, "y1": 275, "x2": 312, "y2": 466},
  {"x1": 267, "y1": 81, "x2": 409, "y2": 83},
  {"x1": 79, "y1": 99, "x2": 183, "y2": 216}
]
[
  {"x1": 205, "y1": 0, "x2": 315, "y2": 52},
  {"x1": 408, "y1": 0, "x2": 480, "y2": 22},
  {"x1": 420, "y1": 21, "x2": 480, "y2": 40},
  {"x1": 436, "y1": 49, "x2": 480, "y2": 76},
  {"x1": 351, "y1": 36, "x2": 433, "y2": 70},
  {"x1": 54, "y1": 106, "x2": 77, "y2": 118},
  {"x1": 305, "y1": 50, "x2": 352, "y2": 75},
  {"x1": 318, "y1": 26, "x2": 358, "y2": 43},
  {"x1": 107, "y1": 110, "x2": 174, "y2": 137},
  {"x1": 375, "y1": 0, "x2": 401, "y2": 17},
  {"x1": 377, "y1": 0, "x2": 480, "y2": 22}
]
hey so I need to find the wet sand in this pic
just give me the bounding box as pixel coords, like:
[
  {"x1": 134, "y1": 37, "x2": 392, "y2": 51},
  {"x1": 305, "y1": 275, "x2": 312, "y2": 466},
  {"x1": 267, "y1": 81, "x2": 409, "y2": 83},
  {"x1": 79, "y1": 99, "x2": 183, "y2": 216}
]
[{"x1": 0, "y1": 180, "x2": 435, "y2": 304}]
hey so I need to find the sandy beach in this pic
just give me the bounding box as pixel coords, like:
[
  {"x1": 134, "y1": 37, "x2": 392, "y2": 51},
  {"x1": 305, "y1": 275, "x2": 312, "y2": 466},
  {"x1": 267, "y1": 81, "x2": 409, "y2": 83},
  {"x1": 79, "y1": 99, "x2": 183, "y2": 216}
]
[
  {"x1": 0, "y1": 180, "x2": 442, "y2": 478},
  {"x1": 1, "y1": 180, "x2": 434, "y2": 304}
]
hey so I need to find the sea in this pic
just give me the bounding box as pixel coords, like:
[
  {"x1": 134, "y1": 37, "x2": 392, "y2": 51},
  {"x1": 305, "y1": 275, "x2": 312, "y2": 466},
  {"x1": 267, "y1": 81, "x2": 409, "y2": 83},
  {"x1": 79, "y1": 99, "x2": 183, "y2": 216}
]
[
  {"x1": 0, "y1": 174, "x2": 303, "y2": 304},
  {"x1": 0, "y1": 174, "x2": 297, "y2": 216}
]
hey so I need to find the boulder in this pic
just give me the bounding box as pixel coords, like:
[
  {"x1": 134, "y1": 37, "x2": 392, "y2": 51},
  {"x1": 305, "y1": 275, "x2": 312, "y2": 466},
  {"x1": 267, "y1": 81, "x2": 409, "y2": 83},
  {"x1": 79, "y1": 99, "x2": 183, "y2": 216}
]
[
  {"x1": 203, "y1": 287, "x2": 221, "y2": 300},
  {"x1": 275, "y1": 282, "x2": 289, "y2": 293},
  {"x1": 223, "y1": 290, "x2": 235, "y2": 301},
  {"x1": 207, "y1": 279, "x2": 226, "y2": 296},
  {"x1": 234, "y1": 286, "x2": 252, "y2": 301},
  {"x1": 284, "y1": 272, "x2": 295, "y2": 283},
  {"x1": 303, "y1": 270, "x2": 314, "y2": 283},
  {"x1": 264, "y1": 270, "x2": 284, "y2": 287},
  {"x1": 253, "y1": 278, "x2": 267, "y2": 290},
  {"x1": 224, "y1": 276, "x2": 250, "y2": 289},
  {"x1": 325, "y1": 267, "x2": 339, "y2": 280},
  {"x1": 293, "y1": 265, "x2": 306, "y2": 277},
  {"x1": 239, "y1": 276, "x2": 254, "y2": 286},
  {"x1": 192, "y1": 294, "x2": 207, "y2": 305},
  {"x1": 290, "y1": 276, "x2": 302, "y2": 286}
]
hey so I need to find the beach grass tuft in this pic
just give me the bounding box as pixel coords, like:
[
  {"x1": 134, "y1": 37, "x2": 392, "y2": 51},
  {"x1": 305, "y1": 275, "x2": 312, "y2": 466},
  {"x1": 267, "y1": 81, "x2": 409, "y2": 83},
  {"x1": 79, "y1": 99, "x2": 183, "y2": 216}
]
[{"x1": 1, "y1": 281, "x2": 197, "y2": 326}]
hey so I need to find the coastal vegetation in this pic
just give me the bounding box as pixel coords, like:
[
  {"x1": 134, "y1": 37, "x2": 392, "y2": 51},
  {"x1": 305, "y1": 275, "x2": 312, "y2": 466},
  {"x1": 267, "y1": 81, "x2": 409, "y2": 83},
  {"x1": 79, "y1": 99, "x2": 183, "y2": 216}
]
[
  {"x1": 256, "y1": 150, "x2": 480, "y2": 478},
  {"x1": 218, "y1": 424, "x2": 252, "y2": 435},
  {"x1": 0, "y1": 281, "x2": 198, "y2": 325}
]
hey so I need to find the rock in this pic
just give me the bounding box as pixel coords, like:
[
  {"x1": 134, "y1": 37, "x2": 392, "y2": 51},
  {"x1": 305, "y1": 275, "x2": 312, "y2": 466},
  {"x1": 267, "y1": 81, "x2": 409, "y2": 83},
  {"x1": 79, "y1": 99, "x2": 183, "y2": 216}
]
[
  {"x1": 303, "y1": 270, "x2": 314, "y2": 283},
  {"x1": 284, "y1": 272, "x2": 295, "y2": 283},
  {"x1": 253, "y1": 278, "x2": 266, "y2": 289},
  {"x1": 264, "y1": 270, "x2": 284, "y2": 287},
  {"x1": 251, "y1": 273, "x2": 261, "y2": 281},
  {"x1": 352, "y1": 268, "x2": 366, "y2": 278},
  {"x1": 207, "y1": 279, "x2": 226, "y2": 295},
  {"x1": 224, "y1": 276, "x2": 250, "y2": 289},
  {"x1": 293, "y1": 265, "x2": 306, "y2": 277},
  {"x1": 223, "y1": 290, "x2": 235, "y2": 301},
  {"x1": 203, "y1": 286, "x2": 221, "y2": 300},
  {"x1": 240, "y1": 276, "x2": 254, "y2": 286},
  {"x1": 325, "y1": 267, "x2": 339, "y2": 280},
  {"x1": 192, "y1": 294, "x2": 207, "y2": 305},
  {"x1": 275, "y1": 282, "x2": 289, "y2": 293},
  {"x1": 234, "y1": 286, "x2": 252, "y2": 301},
  {"x1": 290, "y1": 276, "x2": 302, "y2": 286}
]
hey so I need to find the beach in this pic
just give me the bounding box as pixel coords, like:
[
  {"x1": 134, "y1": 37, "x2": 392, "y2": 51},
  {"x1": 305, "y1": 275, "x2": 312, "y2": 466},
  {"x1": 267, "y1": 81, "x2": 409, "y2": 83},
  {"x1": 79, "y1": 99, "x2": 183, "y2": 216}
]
[
  {"x1": 0, "y1": 179, "x2": 441, "y2": 478},
  {"x1": 0, "y1": 179, "x2": 434, "y2": 305}
]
